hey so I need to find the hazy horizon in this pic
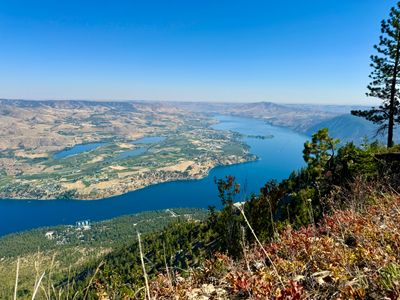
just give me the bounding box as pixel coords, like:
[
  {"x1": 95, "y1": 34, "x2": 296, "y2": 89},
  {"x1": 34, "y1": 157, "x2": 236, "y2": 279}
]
[{"x1": 0, "y1": 97, "x2": 375, "y2": 107}]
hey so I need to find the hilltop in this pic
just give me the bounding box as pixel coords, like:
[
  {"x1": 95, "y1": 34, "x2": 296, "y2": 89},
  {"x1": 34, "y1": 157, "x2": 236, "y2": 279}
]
[
  {"x1": 66, "y1": 132, "x2": 399, "y2": 299},
  {"x1": 148, "y1": 193, "x2": 400, "y2": 299},
  {"x1": 306, "y1": 114, "x2": 400, "y2": 145},
  {"x1": 1, "y1": 128, "x2": 398, "y2": 299}
]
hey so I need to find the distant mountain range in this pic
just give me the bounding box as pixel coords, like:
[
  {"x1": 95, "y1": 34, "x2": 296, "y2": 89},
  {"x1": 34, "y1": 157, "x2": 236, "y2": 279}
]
[
  {"x1": 172, "y1": 101, "x2": 337, "y2": 132},
  {"x1": 1, "y1": 98, "x2": 398, "y2": 145},
  {"x1": 169, "y1": 100, "x2": 399, "y2": 144},
  {"x1": 306, "y1": 114, "x2": 399, "y2": 145}
]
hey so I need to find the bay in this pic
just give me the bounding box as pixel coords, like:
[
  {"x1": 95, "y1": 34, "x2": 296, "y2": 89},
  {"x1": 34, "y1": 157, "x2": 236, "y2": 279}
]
[{"x1": 0, "y1": 116, "x2": 307, "y2": 236}]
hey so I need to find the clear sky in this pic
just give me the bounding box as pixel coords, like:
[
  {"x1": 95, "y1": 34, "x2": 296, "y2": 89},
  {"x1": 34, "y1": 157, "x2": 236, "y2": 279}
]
[{"x1": 0, "y1": 1, "x2": 395, "y2": 104}]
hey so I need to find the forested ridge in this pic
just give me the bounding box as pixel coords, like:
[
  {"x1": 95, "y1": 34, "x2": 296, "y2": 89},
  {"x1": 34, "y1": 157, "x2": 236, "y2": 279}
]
[
  {"x1": 0, "y1": 209, "x2": 208, "y2": 299},
  {"x1": 28, "y1": 129, "x2": 399, "y2": 299}
]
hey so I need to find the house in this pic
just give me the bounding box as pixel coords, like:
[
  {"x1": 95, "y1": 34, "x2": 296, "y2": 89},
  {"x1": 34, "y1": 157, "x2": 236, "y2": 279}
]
[{"x1": 45, "y1": 231, "x2": 55, "y2": 240}]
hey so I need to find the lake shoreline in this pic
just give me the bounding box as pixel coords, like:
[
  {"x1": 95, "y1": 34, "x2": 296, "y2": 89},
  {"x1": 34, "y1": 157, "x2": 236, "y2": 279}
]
[
  {"x1": 0, "y1": 155, "x2": 258, "y2": 201},
  {"x1": 0, "y1": 115, "x2": 307, "y2": 236}
]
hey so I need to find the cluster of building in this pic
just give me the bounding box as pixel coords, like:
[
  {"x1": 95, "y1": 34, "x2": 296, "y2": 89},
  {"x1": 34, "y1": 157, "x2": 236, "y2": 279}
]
[{"x1": 44, "y1": 220, "x2": 91, "y2": 241}]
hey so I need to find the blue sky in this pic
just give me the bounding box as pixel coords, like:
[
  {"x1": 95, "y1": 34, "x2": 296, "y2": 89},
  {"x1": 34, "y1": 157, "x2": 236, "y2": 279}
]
[{"x1": 0, "y1": 1, "x2": 395, "y2": 104}]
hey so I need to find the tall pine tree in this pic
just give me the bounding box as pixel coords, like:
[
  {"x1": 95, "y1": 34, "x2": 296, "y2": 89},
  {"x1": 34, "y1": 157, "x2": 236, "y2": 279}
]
[{"x1": 352, "y1": 3, "x2": 400, "y2": 147}]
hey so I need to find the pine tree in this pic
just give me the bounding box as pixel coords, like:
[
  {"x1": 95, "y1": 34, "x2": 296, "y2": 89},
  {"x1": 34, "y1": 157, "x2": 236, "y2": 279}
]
[
  {"x1": 303, "y1": 128, "x2": 339, "y2": 180},
  {"x1": 351, "y1": 3, "x2": 400, "y2": 147}
]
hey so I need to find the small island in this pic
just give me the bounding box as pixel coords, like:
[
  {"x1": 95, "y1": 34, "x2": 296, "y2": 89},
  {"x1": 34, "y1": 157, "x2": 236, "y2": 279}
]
[
  {"x1": 246, "y1": 134, "x2": 274, "y2": 140},
  {"x1": 0, "y1": 100, "x2": 256, "y2": 200}
]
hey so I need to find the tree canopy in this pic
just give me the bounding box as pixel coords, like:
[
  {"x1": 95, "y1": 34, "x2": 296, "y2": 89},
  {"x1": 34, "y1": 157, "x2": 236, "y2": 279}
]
[{"x1": 352, "y1": 2, "x2": 400, "y2": 147}]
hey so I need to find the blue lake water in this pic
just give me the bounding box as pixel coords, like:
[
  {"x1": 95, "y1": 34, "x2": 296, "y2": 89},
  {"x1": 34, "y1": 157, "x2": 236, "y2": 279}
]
[
  {"x1": 53, "y1": 136, "x2": 166, "y2": 160},
  {"x1": 53, "y1": 142, "x2": 107, "y2": 159},
  {"x1": 0, "y1": 116, "x2": 308, "y2": 236},
  {"x1": 111, "y1": 136, "x2": 166, "y2": 160}
]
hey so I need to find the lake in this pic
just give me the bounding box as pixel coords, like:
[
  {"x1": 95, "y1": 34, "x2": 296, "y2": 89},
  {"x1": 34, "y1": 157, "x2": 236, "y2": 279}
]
[
  {"x1": 53, "y1": 142, "x2": 107, "y2": 159},
  {"x1": 0, "y1": 116, "x2": 308, "y2": 236},
  {"x1": 53, "y1": 136, "x2": 167, "y2": 160}
]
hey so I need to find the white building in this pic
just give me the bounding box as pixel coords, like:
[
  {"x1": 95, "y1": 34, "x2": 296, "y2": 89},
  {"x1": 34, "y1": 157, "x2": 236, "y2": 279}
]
[{"x1": 45, "y1": 231, "x2": 55, "y2": 240}]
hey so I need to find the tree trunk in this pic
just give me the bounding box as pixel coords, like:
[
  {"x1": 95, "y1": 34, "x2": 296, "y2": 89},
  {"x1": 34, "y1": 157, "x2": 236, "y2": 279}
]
[{"x1": 388, "y1": 33, "x2": 400, "y2": 148}]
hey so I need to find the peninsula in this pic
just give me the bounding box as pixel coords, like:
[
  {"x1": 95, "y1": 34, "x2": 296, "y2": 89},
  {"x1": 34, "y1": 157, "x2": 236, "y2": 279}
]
[{"x1": 0, "y1": 100, "x2": 256, "y2": 200}]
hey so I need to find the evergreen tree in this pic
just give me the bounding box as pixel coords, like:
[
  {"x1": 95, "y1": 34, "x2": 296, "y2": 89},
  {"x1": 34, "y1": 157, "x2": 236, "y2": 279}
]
[
  {"x1": 352, "y1": 3, "x2": 400, "y2": 147},
  {"x1": 213, "y1": 176, "x2": 243, "y2": 258},
  {"x1": 303, "y1": 128, "x2": 339, "y2": 180}
]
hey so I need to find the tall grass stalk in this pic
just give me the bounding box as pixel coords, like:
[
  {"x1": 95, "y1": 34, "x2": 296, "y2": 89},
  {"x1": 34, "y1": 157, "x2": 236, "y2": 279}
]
[
  {"x1": 47, "y1": 253, "x2": 56, "y2": 299},
  {"x1": 14, "y1": 257, "x2": 20, "y2": 300},
  {"x1": 32, "y1": 272, "x2": 45, "y2": 300},
  {"x1": 66, "y1": 265, "x2": 72, "y2": 300},
  {"x1": 138, "y1": 231, "x2": 151, "y2": 300},
  {"x1": 237, "y1": 206, "x2": 285, "y2": 288}
]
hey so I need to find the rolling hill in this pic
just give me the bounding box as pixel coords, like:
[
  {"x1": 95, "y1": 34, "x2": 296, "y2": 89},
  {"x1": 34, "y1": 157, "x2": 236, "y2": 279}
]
[{"x1": 306, "y1": 114, "x2": 400, "y2": 145}]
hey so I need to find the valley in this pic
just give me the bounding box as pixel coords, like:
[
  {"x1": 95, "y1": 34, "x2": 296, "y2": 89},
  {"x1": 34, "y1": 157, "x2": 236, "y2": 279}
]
[
  {"x1": 0, "y1": 114, "x2": 306, "y2": 236},
  {"x1": 0, "y1": 100, "x2": 255, "y2": 200},
  {"x1": 1, "y1": 99, "x2": 394, "y2": 201}
]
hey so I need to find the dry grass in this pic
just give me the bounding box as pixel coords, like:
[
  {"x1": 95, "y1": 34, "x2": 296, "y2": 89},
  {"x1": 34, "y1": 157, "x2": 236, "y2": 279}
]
[
  {"x1": 0, "y1": 246, "x2": 110, "y2": 300},
  {"x1": 4, "y1": 192, "x2": 400, "y2": 299},
  {"x1": 149, "y1": 194, "x2": 400, "y2": 299}
]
